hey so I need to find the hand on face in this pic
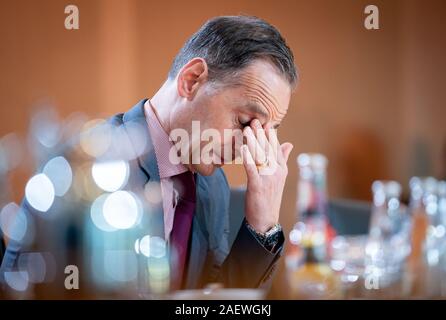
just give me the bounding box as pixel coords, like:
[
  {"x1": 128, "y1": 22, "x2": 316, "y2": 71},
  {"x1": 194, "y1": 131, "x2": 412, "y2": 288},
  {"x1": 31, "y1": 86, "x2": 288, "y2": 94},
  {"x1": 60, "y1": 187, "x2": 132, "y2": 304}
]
[{"x1": 241, "y1": 119, "x2": 293, "y2": 233}]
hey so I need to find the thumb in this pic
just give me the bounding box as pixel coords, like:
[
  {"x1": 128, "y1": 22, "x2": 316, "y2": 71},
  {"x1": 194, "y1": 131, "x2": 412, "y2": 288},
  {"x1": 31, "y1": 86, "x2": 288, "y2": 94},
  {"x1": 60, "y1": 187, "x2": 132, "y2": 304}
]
[{"x1": 280, "y1": 143, "x2": 294, "y2": 163}]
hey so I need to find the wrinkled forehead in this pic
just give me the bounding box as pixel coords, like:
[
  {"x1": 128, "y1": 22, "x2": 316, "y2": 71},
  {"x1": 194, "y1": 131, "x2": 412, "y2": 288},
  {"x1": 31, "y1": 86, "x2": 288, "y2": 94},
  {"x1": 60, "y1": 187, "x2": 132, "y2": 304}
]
[{"x1": 234, "y1": 60, "x2": 292, "y2": 123}]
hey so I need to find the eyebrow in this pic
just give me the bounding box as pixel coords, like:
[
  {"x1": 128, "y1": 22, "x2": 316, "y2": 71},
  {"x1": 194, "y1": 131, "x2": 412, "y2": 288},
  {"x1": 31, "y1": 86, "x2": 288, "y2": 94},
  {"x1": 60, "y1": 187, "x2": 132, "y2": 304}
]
[
  {"x1": 244, "y1": 102, "x2": 269, "y2": 119},
  {"x1": 243, "y1": 102, "x2": 281, "y2": 129}
]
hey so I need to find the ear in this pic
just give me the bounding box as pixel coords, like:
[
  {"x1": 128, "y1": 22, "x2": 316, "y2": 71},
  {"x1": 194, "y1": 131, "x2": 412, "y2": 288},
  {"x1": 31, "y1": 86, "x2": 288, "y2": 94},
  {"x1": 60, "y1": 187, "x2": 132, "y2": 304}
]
[{"x1": 176, "y1": 58, "x2": 208, "y2": 100}]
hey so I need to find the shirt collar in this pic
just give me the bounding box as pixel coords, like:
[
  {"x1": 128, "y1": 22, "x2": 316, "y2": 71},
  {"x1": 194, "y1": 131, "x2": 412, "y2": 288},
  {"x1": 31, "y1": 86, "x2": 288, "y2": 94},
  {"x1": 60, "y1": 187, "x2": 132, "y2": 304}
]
[{"x1": 144, "y1": 100, "x2": 188, "y2": 179}]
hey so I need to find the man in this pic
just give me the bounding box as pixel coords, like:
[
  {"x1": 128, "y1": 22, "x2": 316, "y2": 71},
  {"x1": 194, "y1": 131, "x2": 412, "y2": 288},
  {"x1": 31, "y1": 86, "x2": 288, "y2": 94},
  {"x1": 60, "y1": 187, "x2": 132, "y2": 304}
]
[{"x1": 1, "y1": 15, "x2": 297, "y2": 297}]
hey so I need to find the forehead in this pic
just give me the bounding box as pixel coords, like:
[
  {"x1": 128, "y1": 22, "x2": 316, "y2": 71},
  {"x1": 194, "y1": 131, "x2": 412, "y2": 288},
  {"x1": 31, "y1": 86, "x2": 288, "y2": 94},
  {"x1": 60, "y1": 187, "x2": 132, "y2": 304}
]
[{"x1": 235, "y1": 59, "x2": 291, "y2": 121}]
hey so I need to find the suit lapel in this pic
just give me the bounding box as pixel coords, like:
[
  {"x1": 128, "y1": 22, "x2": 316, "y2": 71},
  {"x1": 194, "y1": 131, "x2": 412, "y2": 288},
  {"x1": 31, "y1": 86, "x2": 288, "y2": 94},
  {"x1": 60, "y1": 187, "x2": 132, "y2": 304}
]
[
  {"x1": 122, "y1": 99, "x2": 160, "y2": 182},
  {"x1": 185, "y1": 172, "x2": 231, "y2": 288},
  {"x1": 122, "y1": 99, "x2": 164, "y2": 239}
]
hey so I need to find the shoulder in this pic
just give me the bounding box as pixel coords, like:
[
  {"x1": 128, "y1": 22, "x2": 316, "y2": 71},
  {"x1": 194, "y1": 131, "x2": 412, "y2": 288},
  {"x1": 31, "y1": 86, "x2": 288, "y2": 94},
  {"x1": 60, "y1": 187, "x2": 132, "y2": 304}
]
[{"x1": 108, "y1": 112, "x2": 125, "y2": 126}]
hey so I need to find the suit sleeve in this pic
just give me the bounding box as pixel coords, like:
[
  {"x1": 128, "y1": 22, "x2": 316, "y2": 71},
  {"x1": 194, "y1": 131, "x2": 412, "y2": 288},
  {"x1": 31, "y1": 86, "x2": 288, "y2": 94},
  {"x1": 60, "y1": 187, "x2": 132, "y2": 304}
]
[{"x1": 216, "y1": 219, "x2": 285, "y2": 288}]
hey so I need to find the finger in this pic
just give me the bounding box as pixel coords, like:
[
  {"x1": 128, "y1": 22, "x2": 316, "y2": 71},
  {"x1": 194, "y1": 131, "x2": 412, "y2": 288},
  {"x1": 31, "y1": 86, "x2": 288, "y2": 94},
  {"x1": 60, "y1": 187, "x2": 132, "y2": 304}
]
[
  {"x1": 280, "y1": 142, "x2": 294, "y2": 164},
  {"x1": 241, "y1": 144, "x2": 259, "y2": 181},
  {"x1": 264, "y1": 122, "x2": 273, "y2": 140},
  {"x1": 258, "y1": 154, "x2": 279, "y2": 176},
  {"x1": 244, "y1": 126, "x2": 267, "y2": 165},
  {"x1": 252, "y1": 119, "x2": 276, "y2": 160},
  {"x1": 251, "y1": 119, "x2": 267, "y2": 149},
  {"x1": 267, "y1": 127, "x2": 282, "y2": 163}
]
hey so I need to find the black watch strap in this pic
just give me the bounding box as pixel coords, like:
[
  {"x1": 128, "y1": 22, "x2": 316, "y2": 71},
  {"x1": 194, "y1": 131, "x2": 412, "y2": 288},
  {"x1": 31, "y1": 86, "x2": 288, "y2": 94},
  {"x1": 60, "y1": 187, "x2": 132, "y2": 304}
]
[{"x1": 245, "y1": 221, "x2": 283, "y2": 252}]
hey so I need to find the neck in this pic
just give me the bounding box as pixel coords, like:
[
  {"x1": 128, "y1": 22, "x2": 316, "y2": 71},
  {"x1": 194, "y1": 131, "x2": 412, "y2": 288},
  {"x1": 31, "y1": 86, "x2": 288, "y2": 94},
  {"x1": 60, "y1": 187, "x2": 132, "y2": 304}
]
[{"x1": 148, "y1": 79, "x2": 179, "y2": 135}]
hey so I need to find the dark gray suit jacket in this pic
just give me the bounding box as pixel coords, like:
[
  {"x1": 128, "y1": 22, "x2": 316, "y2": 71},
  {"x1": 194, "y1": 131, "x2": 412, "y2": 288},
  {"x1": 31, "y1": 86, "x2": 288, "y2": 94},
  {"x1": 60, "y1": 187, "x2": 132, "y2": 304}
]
[{"x1": 0, "y1": 99, "x2": 284, "y2": 297}]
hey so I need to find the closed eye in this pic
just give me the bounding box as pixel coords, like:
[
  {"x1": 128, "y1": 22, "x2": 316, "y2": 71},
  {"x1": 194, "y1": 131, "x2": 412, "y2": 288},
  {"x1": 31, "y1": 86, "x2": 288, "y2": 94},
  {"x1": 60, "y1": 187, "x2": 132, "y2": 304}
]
[{"x1": 239, "y1": 120, "x2": 251, "y2": 128}]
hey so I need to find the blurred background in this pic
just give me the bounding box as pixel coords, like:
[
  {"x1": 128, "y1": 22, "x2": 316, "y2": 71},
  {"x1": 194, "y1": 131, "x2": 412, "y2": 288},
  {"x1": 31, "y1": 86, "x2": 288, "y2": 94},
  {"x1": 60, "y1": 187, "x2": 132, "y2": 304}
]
[{"x1": 1, "y1": 0, "x2": 445, "y2": 298}]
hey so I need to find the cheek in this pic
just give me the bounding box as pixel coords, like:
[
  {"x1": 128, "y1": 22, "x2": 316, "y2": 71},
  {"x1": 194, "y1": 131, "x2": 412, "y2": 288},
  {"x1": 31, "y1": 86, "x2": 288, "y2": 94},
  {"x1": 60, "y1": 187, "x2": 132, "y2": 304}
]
[{"x1": 206, "y1": 94, "x2": 239, "y2": 127}]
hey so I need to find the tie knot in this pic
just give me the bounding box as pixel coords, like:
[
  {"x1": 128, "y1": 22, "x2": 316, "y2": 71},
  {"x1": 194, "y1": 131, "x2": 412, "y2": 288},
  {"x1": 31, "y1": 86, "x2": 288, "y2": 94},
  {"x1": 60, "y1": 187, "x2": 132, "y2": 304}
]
[{"x1": 172, "y1": 171, "x2": 196, "y2": 202}]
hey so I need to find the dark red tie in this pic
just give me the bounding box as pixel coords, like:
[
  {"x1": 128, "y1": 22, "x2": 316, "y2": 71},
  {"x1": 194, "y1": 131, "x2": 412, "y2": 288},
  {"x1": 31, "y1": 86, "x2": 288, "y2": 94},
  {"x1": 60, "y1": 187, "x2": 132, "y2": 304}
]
[{"x1": 170, "y1": 171, "x2": 196, "y2": 290}]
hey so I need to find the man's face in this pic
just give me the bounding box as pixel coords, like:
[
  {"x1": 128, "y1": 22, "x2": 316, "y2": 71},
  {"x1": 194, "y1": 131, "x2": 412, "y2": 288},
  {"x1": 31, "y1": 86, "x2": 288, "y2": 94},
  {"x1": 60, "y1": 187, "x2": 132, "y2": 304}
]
[{"x1": 179, "y1": 59, "x2": 292, "y2": 176}]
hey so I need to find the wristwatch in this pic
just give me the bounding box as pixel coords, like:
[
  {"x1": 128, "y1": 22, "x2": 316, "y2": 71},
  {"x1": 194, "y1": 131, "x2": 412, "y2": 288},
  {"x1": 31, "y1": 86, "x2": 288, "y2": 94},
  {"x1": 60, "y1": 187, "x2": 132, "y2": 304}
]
[{"x1": 246, "y1": 221, "x2": 283, "y2": 253}]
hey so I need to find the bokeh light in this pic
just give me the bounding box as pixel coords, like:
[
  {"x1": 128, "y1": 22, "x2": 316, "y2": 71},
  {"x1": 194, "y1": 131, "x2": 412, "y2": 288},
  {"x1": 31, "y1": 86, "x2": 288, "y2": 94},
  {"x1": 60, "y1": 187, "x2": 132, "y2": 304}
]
[
  {"x1": 4, "y1": 271, "x2": 29, "y2": 292},
  {"x1": 0, "y1": 133, "x2": 23, "y2": 173},
  {"x1": 30, "y1": 106, "x2": 61, "y2": 148},
  {"x1": 43, "y1": 156, "x2": 73, "y2": 196},
  {"x1": 144, "y1": 181, "x2": 163, "y2": 205},
  {"x1": 147, "y1": 256, "x2": 170, "y2": 294},
  {"x1": 72, "y1": 163, "x2": 99, "y2": 202},
  {"x1": 90, "y1": 194, "x2": 117, "y2": 232},
  {"x1": 25, "y1": 174, "x2": 55, "y2": 212},
  {"x1": 139, "y1": 235, "x2": 151, "y2": 257},
  {"x1": 134, "y1": 238, "x2": 140, "y2": 254},
  {"x1": 103, "y1": 191, "x2": 140, "y2": 229},
  {"x1": 139, "y1": 235, "x2": 167, "y2": 258},
  {"x1": 0, "y1": 202, "x2": 27, "y2": 242},
  {"x1": 18, "y1": 252, "x2": 47, "y2": 283},
  {"x1": 80, "y1": 119, "x2": 112, "y2": 158},
  {"x1": 108, "y1": 122, "x2": 148, "y2": 160},
  {"x1": 61, "y1": 112, "x2": 88, "y2": 140},
  {"x1": 91, "y1": 160, "x2": 129, "y2": 192}
]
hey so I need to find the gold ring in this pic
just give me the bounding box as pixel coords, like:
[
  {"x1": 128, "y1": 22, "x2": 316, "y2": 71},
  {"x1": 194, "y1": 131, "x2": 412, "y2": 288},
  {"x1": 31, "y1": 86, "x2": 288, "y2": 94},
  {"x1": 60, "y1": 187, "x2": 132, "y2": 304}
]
[{"x1": 256, "y1": 158, "x2": 269, "y2": 169}]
